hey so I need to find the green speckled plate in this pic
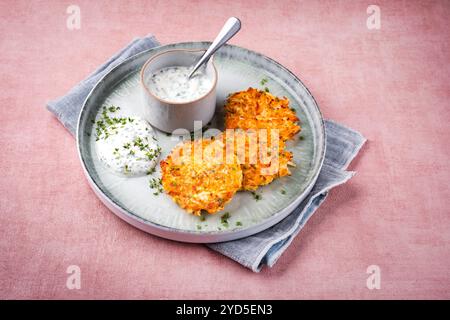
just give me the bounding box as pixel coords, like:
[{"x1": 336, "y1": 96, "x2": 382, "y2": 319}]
[{"x1": 77, "y1": 42, "x2": 325, "y2": 243}]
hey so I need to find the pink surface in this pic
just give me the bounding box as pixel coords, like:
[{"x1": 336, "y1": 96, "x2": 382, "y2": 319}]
[{"x1": 1, "y1": 0, "x2": 449, "y2": 299}]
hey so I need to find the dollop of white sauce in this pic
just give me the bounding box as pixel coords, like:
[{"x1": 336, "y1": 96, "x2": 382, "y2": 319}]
[
  {"x1": 96, "y1": 117, "x2": 160, "y2": 177},
  {"x1": 148, "y1": 66, "x2": 213, "y2": 103}
]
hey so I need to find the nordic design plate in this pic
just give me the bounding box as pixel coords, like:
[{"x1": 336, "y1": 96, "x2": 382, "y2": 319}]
[{"x1": 77, "y1": 42, "x2": 325, "y2": 243}]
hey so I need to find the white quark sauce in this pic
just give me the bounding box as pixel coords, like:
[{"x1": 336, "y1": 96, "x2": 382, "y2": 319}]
[
  {"x1": 148, "y1": 66, "x2": 213, "y2": 102},
  {"x1": 96, "y1": 117, "x2": 161, "y2": 177}
]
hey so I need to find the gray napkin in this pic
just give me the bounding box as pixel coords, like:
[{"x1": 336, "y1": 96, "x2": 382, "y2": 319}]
[
  {"x1": 47, "y1": 35, "x2": 160, "y2": 134},
  {"x1": 47, "y1": 35, "x2": 366, "y2": 272},
  {"x1": 208, "y1": 120, "x2": 365, "y2": 271}
]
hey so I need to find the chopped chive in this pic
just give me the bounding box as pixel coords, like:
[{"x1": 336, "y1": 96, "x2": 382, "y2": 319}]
[
  {"x1": 221, "y1": 212, "x2": 230, "y2": 227},
  {"x1": 149, "y1": 177, "x2": 163, "y2": 195},
  {"x1": 251, "y1": 191, "x2": 262, "y2": 201}
]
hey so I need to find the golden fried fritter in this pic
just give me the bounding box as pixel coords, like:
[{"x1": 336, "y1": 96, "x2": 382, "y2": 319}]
[
  {"x1": 160, "y1": 138, "x2": 242, "y2": 215},
  {"x1": 218, "y1": 130, "x2": 294, "y2": 191},
  {"x1": 223, "y1": 88, "x2": 299, "y2": 190},
  {"x1": 225, "y1": 88, "x2": 301, "y2": 141}
]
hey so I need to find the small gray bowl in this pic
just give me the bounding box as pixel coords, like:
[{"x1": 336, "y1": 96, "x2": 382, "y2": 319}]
[{"x1": 140, "y1": 49, "x2": 217, "y2": 133}]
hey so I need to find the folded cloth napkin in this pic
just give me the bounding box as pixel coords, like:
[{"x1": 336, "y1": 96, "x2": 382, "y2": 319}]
[
  {"x1": 47, "y1": 35, "x2": 160, "y2": 135},
  {"x1": 47, "y1": 35, "x2": 366, "y2": 272},
  {"x1": 208, "y1": 120, "x2": 365, "y2": 271}
]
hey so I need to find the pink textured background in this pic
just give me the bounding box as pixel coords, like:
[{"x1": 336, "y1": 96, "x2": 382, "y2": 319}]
[{"x1": 1, "y1": 0, "x2": 449, "y2": 299}]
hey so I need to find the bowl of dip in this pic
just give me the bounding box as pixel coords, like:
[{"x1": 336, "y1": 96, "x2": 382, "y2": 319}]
[{"x1": 140, "y1": 49, "x2": 218, "y2": 133}]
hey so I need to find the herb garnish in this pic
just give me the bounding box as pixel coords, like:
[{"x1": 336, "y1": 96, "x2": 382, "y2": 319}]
[
  {"x1": 108, "y1": 106, "x2": 120, "y2": 113},
  {"x1": 149, "y1": 177, "x2": 163, "y2": 195},
  {"x1": 251, "y1": 191, "x2": 262, "y2": 201},
  {"x1": 145, "y1": 146, "x2": 162, "y2": 161},
  {"x1": 94, "y1": 105, "x2": 130, "y2": 140},
  {"x1": 221, "y1": 212, "x2": 230, "y2": 227}
]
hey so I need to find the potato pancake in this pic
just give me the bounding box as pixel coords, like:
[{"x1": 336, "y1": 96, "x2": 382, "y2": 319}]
[
  {"x1": 160, "y1": 138, "x2": 242, "y2": 215},
  {"x1": 223, "y1": 88, "x2": 299, "y2": 190},
  {"x1": 224, "y1": 87, "x2": 301, "y2": 141},
  {"x1": 218, "y1": 130, "x2": 294, "y2": 191}
]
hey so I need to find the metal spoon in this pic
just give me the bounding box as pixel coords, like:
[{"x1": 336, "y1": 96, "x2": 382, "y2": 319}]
[{"x1": 188, "y1": 17, "x2": 241, "y2": 78}]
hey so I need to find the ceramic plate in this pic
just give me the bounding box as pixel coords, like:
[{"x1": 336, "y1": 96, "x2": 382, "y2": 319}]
[{"x1": 77, "y1": 42, "x2": 325, "y2": 243}]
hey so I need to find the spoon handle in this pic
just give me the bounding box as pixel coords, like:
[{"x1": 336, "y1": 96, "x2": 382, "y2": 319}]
[{"x1": 188, "y1": 17, "x2": 241, "y2": 78}]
